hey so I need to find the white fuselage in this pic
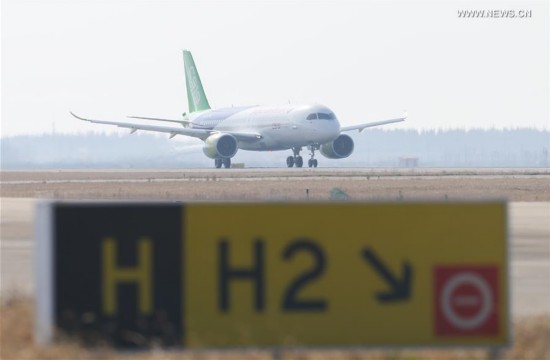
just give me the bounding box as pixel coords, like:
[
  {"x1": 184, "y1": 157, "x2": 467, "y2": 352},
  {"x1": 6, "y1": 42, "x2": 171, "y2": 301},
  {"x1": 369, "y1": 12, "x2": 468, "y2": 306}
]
[{"x1": 189, "y1": 104, "x2": 341, "y2": 151}]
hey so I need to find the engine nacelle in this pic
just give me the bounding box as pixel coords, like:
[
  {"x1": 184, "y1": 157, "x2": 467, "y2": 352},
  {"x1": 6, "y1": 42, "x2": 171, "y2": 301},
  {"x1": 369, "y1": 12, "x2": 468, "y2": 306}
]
[
  {"x1": 320, "y1": 134, "x2": 354, "y2": 159},
  {"x1": 203, "y1": 133, "x2": 238, "y2": 159}
]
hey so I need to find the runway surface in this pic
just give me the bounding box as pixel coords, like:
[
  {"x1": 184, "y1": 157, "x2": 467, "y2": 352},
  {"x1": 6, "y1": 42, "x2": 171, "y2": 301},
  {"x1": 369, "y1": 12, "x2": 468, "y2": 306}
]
[
  {"x1": 2, "y1": 168, "x2": 549, "y2": 201},
  {"x1": 1, "y1": 169, "x2": 549, "y2": 319},
  {"x1": 2, "y1": 167, "x2": 549, "y2": 182}
]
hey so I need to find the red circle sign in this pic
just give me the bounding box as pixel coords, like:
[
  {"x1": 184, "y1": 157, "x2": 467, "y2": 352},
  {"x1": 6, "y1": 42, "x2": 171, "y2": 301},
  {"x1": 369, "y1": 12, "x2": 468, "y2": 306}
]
[
  {"x1": 434, "y1": 266, "x2": 499, "y2": 336},
  {"x1": 441, "y1": 272, "x2": 492, "y2": 330}
]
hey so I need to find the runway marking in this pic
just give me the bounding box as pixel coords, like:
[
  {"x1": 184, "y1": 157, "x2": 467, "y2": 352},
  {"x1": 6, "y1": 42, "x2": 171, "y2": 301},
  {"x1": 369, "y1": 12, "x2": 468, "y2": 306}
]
[{"x1": 2, "y1": 173, "x2": 549, "y2": 185}]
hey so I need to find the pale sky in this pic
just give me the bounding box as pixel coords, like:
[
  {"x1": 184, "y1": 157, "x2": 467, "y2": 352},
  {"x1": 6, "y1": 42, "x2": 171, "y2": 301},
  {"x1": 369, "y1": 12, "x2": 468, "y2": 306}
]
[{"x1": 2, "y1": 0, "x2": 549, "y2": 136}]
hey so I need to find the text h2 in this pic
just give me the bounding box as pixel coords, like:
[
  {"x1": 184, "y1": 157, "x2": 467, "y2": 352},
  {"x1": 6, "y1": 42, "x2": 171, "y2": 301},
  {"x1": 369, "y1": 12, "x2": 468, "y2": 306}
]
[{"x1": 218, "y1": 237, "x2": 327, "y2": 312}]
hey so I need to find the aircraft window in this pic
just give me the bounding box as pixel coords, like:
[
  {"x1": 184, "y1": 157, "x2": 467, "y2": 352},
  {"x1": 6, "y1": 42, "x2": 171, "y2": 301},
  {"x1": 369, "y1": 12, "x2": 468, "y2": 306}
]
[
  {"x1": 306, "y1": 113, "x2": 317, "y2": 120},
  {"x1": 317, "y1": 113, "x2": 335, "y2": 120}
]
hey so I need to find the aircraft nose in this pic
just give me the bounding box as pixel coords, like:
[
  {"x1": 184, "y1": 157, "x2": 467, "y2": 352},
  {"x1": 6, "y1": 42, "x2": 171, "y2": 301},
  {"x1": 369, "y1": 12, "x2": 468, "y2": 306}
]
[{"x1": 316, "y1": 119, "x2": 340, "y2": 142}]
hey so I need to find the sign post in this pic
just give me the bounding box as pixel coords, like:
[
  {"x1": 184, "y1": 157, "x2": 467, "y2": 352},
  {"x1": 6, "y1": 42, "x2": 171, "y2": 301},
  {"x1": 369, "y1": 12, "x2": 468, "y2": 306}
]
[{"x1": 36, "y1": 202, "x2": 509, "y2": 349}]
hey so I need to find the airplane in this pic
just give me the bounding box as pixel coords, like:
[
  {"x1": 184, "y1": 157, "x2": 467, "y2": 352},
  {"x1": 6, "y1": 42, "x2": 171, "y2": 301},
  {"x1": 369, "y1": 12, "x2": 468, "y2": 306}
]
[{"x1": 72, "y1": 50, "x2": 406, "y2": 168}]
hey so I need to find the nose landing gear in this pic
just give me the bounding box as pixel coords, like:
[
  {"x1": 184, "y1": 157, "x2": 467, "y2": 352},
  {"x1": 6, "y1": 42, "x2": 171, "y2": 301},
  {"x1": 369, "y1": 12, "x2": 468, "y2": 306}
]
[
  {"x1": 307, "y1": 145, "x2": 319, "y2": 168},
  {"x1": 308, "y1": 158, "x2": 318, "y2": 168},
  {"x1": 286, "y1": 145, "x2": 319, "y2": 168}
]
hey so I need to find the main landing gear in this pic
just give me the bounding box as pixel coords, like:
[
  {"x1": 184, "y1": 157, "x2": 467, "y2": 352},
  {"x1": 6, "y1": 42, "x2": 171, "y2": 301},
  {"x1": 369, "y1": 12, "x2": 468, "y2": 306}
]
[
  {"x1": 286, "y1": 147, "x2": 304, "y2": 168},
  {"x1": 286, "y1": 146, "x2": 318, "y2": 168},
  {"x1": 214, "y1": 158, "x2": 231, "y2": 169}
]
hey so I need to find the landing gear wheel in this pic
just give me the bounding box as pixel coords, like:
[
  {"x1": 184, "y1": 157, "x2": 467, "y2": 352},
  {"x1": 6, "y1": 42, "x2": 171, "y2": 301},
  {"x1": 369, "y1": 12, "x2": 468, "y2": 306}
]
[
  {"x1": 286, "y1": 156, "x2": 295, "y2": 168},
  {"x1": 307, "y1": 145, "x2": 319, "y2": 168},
  {"x1": 295, "y1": 156, "x2": 303, "y2": 168},
  {"x1": 215, "y1": 159, "x2": 222, "y2": 168},
  {"x1": 222, "y1": 158, "x2": 231, "y2": 169}
]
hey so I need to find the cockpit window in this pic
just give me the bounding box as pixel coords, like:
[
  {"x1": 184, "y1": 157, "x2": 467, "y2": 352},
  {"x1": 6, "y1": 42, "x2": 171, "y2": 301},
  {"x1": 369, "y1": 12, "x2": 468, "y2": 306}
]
[
  {"x1": 307, "y1": 112, "x2": 335, "y2": 120},
  {"x1": 317, "y1": 112, "x2": 335, "y2": 120}
]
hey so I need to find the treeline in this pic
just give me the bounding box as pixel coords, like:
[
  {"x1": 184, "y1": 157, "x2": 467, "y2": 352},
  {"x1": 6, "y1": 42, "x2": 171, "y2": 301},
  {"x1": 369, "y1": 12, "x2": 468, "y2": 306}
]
[
  {"x1": 1, "y1": 128, "x2": 548, "y2": 168},
  {"x1": 349, "y1": 128, "x2": 549, "y2": 167}
]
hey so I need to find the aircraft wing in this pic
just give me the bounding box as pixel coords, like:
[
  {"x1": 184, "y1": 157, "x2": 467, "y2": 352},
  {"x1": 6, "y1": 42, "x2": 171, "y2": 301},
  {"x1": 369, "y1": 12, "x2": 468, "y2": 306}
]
[
  {"x1": 71, "y1": 112, "x2": 262, "y2": 142},
  {"x1": 127, "y1": 116, "x2": 191, "y2": 126},
  {"x1": 340, "y1": 113, "x2": 407, "y2": 133}
]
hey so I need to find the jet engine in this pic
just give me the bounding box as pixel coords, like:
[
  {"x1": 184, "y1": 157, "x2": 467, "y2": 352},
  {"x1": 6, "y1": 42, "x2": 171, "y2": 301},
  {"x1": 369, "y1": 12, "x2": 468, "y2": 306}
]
[
  {"x1": 320, "y1": 134, "x2": 354, "y2": 159},
  {"x1": 203, "y1": 133, "x2": 238, "y2": 159}
]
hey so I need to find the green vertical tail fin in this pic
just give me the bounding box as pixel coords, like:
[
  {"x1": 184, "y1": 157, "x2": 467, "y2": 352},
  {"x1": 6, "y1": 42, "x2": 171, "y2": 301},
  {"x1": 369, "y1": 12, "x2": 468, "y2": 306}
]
[{"x1": 183, "y1": 50, "x2": 211, "y2": 113}]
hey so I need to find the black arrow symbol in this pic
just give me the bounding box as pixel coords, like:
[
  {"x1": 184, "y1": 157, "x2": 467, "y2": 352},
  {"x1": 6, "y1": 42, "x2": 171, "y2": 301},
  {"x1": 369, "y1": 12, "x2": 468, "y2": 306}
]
[{"x1": 361, "y1": 247, "x2": 412, "y2": 303}]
